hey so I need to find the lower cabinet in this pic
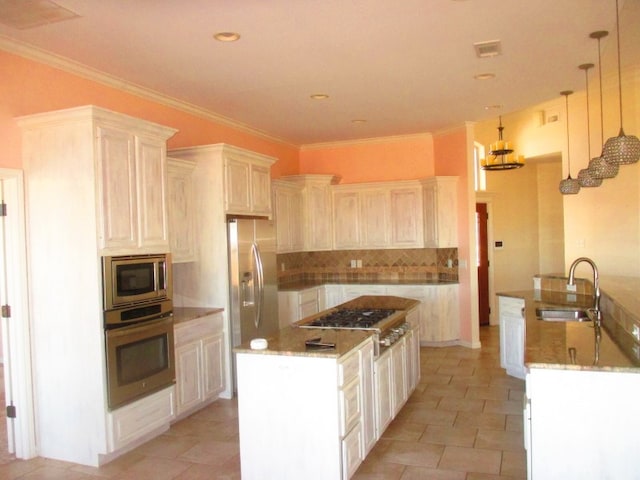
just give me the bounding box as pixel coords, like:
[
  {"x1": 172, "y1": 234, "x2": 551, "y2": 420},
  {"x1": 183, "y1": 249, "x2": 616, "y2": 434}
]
[
  {"x1": 498, "y1": 295, "x2": 526, "y2": 379},
  {"x1": 236, "y1": 337, "x2": 374, "y2": 479},
  {"x1": 106, "y1": 386, "x2": 175, "y2": 452},
  {"x1": 278, "y1": 286, "x2": 324, "y2": 327},
  {"x1": 174, "y1": 312, "x2": 225, "y2": 419}
]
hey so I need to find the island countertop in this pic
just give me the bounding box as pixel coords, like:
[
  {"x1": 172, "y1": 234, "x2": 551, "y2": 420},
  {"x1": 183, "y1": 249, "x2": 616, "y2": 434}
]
[
  {"x1": 233, "y1": 295, "x2": 420, "y2": 358},
  {"x1": 497, "y1": 289, "x2": 640, "y2": 371}
]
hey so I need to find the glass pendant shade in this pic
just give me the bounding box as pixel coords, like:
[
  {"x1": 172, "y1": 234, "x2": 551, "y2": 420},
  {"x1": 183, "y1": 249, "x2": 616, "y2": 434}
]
[
  {"x1": 588, "y1": 153, "x2": 619, "y2": 179},
  {"x1": 577, "y1": 168, "x2": 603, "y2": 187},
  {"x1": 559, "y1": 175, "x2": 581, "y2": 195},
  {"x1": 603, "y1": 130, "x2": 640, "y2": 165},
  {"x1": 603, "y1": 0, "x2": 640, "y2": 165}
]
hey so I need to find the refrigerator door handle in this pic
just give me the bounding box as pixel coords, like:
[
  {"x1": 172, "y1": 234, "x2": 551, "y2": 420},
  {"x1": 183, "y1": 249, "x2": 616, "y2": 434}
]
[{"x1": 251, "y1": 242, "x2": 265, "y2": 329}]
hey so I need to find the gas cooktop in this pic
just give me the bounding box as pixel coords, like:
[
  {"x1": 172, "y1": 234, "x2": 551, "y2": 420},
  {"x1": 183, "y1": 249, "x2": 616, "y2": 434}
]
[{"x1": 300, "y1": 308, "x2": 397, "y2": 330}]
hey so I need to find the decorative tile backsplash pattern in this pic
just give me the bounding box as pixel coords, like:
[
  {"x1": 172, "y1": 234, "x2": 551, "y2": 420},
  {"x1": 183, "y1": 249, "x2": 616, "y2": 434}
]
[{"x1": 277, "y1": 248, "x2": 458, "y2": 285}]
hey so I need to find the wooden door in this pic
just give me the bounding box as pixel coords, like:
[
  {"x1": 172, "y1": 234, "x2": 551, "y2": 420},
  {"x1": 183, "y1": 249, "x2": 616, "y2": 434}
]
[{"x1": 476, "y1": 203, "x2": 490, "y2": 325}]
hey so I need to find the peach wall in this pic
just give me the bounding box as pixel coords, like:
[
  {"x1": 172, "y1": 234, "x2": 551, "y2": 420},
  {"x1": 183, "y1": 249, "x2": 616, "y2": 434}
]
[
  {"x1": 298, "y1": 134, "x2": 435, "y2": 183},
  {"x1": 0, "y1": 50, "x2": 299, "y2": 176},
  {"x1": 434, "y1": 125, "x2": 476, "y2": 347}
]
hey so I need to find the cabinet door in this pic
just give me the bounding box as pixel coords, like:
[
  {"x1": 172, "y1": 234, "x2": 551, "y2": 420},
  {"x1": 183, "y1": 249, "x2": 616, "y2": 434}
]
[
  {"x1": 305, "y1": 183, "x2": 333, "y2": 250},
  {"x1": 203, "y1": 334, "x2": 225, "y2": 399},
  {"x1": 360, "y1": 189, "x2": 389, "y2": 247},
  {"x1": 97, "y1": 126, "x2": 137, "y2": 250},
  {"x1": 374, "y1": 351, "x2": 393, "y2": 437},
  {"x1": 225, "y1": 158, "x2": 252, "y2": 213},
  {"x1": 390, "y1": 187, "x2": 423, "y2": 247},
  {"x1": 273, "y1": 184, "x2": 303, "y2": 253},
  {"x1": 175, "y1": 342, "x2": 203, "y2": 414},
  {"x1": 136, "y1": 135, "x2": 169, "y2": 249},
  {"x1": 391, "y1": 339, "x2": 407, "y2": 416},
  {"x1": 423, "y1": 177, "x2": 457, "y2": 248},
  {"x1": 167, "y1": 159, "x2": 196, "y2": 262},
  {"x1": 251, "y1": 163, "x2": 272, "y2": 216},
  {"x1": 499, "y1": 296, "x2": 526, "y2": 379},
  {"x1": 333, "y1": 191, "x2": 361, "y2": 248},
  {"x1": 359, "y1": 341, "x2": 376, "y2": 456}
]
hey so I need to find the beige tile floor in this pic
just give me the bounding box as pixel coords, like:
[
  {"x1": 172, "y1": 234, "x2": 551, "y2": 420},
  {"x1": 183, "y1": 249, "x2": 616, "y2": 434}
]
[{"x1": 0, "y1": 325, "x2": 526, "y2": 479}]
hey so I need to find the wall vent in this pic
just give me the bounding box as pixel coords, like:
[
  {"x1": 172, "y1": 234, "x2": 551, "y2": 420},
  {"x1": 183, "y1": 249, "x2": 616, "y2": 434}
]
[{"x1": 474, "y1": 40, "x2": 502, "y2": 58}]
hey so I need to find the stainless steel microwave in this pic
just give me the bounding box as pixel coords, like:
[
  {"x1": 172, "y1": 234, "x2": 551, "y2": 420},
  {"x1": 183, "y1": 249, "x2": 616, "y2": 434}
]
[{"x1": 102, "y1": 254, "x2": 172, "y2": 310}]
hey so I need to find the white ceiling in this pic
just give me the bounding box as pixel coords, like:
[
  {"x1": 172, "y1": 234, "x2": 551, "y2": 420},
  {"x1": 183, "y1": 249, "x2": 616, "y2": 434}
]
[{"x1": 1, "y1": 0, "x2": 639, "y2": 145}]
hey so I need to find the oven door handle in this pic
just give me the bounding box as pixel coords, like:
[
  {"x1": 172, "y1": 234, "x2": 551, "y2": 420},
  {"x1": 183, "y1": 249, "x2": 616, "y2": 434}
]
[
  {"x1": 251, "y1": 242, "x2": 264, "y2": 330},
  {"x1": 106, "y1": 314, "x2": 173, "y2": 337}
]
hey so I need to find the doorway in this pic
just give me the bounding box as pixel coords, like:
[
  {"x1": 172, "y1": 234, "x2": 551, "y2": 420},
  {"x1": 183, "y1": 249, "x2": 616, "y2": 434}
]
[
  {"x1": 0, "y1": 170, "x2": 37, "y2": 460},
  {"x1": 476, "y1": 203, "x2": 490, "y2": 326}
]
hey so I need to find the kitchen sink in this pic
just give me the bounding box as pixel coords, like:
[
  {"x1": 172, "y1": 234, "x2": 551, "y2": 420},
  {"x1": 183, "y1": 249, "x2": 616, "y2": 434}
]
[{"x1": 535, "y1": 307, "x2": 591, "y2": 322}]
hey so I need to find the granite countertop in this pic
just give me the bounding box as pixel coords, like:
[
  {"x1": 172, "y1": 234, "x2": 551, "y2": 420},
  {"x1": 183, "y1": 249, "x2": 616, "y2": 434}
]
[
  {"x1": 233, "y1": 295, "x2": 420, "y2": 358},
  {"x1": 173, "y1": 306, "x2": 224, "y2": 325},
  {"x1": 498, "y1": 289, "x2": 640, "y2": 371},
  {"x1": 278, "y1": 279, "x2": 458, "y2": 292}
]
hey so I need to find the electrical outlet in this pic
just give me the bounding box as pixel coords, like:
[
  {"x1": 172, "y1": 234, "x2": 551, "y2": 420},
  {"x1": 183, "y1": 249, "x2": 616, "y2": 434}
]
[
  {"x1": 350, "y1": 259, "x2": 357, "y2": 268},
  {"x1": 566, "y1": 283, "x2": 577, "y2": 292},
  {"x1": 356, "y1": 259, "x2": 362, "y2": 268},
  {"x1": 280, "y1": 263, "x2": 285, "y2": 272},
  {"x1": 632, "y1": 325, "x2": 640, "y2": 342}
]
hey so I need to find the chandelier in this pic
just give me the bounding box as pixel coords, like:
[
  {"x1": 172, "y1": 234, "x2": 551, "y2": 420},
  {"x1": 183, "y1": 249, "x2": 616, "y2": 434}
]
[{"x1": 480, "y1": 116, "x2": 525, "y2": 171}]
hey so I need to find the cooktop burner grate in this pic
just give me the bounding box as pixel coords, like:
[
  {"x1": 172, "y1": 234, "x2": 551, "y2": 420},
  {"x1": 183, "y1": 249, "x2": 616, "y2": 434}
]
[{"x1": 304, "y1": 308, "x2": 396, "y2": 329}]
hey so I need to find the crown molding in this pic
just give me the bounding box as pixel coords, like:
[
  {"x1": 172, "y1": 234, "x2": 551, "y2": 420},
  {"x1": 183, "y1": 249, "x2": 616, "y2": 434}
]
[
  {"x1": 300, "y1": 132, "x2": 433, "y2": 151},
  {"x1": 0, "y1": 35, "x2": 296, "y2": 148}
]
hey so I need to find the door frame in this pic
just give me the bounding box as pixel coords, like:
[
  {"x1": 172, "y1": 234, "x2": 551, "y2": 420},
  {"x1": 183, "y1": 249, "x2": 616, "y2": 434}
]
[
  {"x1": 0, "y1": 168, "x2": 37, "y2": 459},
  {"x1": 476, "y1": 194, "x2": 497, "y2": 325}
]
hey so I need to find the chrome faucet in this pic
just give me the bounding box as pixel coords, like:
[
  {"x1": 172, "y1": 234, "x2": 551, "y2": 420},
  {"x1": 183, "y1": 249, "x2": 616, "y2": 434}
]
[{"x1": 567, "y1": 257, "x2": 601, "y2": 324}]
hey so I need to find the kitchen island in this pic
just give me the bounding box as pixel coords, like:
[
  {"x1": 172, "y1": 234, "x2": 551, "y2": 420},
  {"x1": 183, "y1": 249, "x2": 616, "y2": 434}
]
[
  {"x1": 498, "y1": 278, "x2": 640, "y2": 480},
  {"x1": 233, "y1": 296, "x2": 420, "y2": 480}
]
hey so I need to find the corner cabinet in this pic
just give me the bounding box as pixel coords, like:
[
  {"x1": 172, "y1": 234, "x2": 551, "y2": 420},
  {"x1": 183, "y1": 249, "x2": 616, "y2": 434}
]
[
  {"x1": 224, "y1": 147, "x2": 275, "y2": 217},
  {"x1": 174, "y1": 312, "x2": 226, "y2": 420},
  {"x1": 421, "y1": 176, "x2": 458, "y2": 248},
  {"x1": 167, "y1": 158, "x2": 197, "y2": 262},
  {"x1": 17, "y1": 105, "x2": 177, "y2": 466}
]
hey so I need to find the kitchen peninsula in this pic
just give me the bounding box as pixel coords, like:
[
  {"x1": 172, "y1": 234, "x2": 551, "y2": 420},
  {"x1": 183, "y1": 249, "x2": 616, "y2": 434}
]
[
  {"x1": 234, "y1": 296, "x2": 420, "y2": 480},
  {"x1": 498, "y1": 276, "x2": 640, "y2": 480}
]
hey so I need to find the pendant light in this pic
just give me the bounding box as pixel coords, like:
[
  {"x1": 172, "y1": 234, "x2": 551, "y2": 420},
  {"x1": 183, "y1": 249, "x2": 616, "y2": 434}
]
[
  {"x1": 588, "y1": 31, "x2": 619, "y2": 179},
  {"x1": 602, "y1": 0, "x2": 640, "y2": 165},
  {"x1": 576, "y1": 63, "x2": 602, "y2": 188},
  {"x1": 480, "y1": 116, "x2": 525, "y2": 171},
  {"x1": 559, "y1": 91, "x2": 581, "y2": 195}
]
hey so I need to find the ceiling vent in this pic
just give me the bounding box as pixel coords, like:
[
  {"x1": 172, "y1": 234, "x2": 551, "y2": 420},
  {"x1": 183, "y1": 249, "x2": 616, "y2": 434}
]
[
  {"x1": 474, "y1": 40, "x2": 502, "y2": 58},
  {"x1": 0, "y1": 0, "x2": 79, "y2": 29}
]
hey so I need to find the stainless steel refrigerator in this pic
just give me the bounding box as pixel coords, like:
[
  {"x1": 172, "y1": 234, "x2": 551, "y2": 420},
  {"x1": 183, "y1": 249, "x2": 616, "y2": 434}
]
[{"x1": 227, "y1": 217, "x2": 280, "y2": 352}]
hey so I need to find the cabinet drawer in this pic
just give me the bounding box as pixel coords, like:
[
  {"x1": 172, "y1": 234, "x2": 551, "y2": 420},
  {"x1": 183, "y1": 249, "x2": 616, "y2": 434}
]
[
  {"x1": 498, "y1": 297, "x2": 525, "y2": 317},
  {"x1": 338, "y1": 350, "x2": 360, "y2": 387},
  {"x1": 174, "y1": 313, "x2": 222, "y2": 346},
  {"x1": 339, "y1": 377, "x2": 361, "y2": 437},
  {"x1": 341, "y1": 424, "x2": 363, "y2": 479}
]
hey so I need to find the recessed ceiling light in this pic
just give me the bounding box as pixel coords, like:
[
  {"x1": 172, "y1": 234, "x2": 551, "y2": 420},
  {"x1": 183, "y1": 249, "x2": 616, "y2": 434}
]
[
  {"x1": 474, "y1": 73, "x2": 496, "y2": 81},
  {"x1": 351, "y1": 119, "x2": 367, "y2": 124},
  {"x1": 484, "y1": 104, "x2": 503, "y2": 110},
  {"x1": 214, "y1": 32, "x2": 240, "y2": 42},
  {"x1": 310, "y1": 94, "x2": 329, "y2": 100}
]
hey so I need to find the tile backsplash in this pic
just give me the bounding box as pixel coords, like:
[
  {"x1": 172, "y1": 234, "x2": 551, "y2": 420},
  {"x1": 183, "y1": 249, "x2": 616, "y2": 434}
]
[{"x1": 277, "y1": 248, "x2": 458, "y2": 286}]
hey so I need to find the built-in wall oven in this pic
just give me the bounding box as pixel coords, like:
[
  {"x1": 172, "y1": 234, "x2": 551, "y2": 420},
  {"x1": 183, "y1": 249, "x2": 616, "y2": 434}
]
[{"x1": 103, "y1": 254, "x2": 175, "y2": 410}]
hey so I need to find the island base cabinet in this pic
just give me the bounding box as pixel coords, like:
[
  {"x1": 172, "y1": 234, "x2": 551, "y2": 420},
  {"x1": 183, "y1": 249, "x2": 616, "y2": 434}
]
[
  {"x1": 236, "y1": 353, "x2": 345, "y2": 480},
  {"x1": 526, "y1": 368, "x2": 640, "y2": 479}
]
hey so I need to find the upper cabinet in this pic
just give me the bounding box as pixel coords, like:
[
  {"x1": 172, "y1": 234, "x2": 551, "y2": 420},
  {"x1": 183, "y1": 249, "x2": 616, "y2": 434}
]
[
  {"x1": 167, "y1": 158, "x2": 197, "y2": 263},
  {"x1": 272, "y1": 180, "x2": 304, "y2": 253},
  {"x1": 422, "y1": 177, "x2": 458, "y2": 248},
  {"x1": 223, "y1": 147, "x2": 275, "y2": 217}
]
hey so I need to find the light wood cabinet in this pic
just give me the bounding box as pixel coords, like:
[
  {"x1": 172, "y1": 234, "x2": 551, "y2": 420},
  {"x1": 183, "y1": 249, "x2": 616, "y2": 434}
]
[
  {"x1": 272, "y1": 180, "x2": 304, "y2": 253},
  {"x1": 224, "y1": 148, "x2": 275, "y2": 216},
  {"x1": 174, "y1": 312, "x2": 225, "y2": 419},
  {"x1": 333, "y1": 189, "x2": 362, "y2": 248},
  {"x1": 278, "y1": 286, "x2": 325, "y2": 327},
  {"x1": 498, "y1": 295, "x2": 526, "y2": 379},
  {"x1": 167, "y1": 158, "x2": 197, "y2": 262},
  {"x1": 97, "y1": 125, "x2": 171, "y2": 254},
  {"x1": 390, "y1": 186, "x2": 424, "y2": 247},
  {"x1": 332, "y1": 187, "x2": 390, "y2": 249},
  {"x1": 422, "y1": 176, "x2": 458, "y2": 248},
  {"x1": 18, "y1": 105, "x2": 176, "y2": 466},
  {"x1": 236, "y1": 337, "x2": 374, "y2": 479}
]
